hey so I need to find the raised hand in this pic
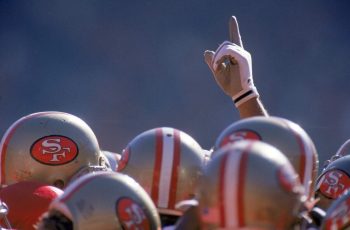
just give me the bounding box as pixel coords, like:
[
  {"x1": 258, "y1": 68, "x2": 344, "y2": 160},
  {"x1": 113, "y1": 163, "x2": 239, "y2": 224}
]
[{"x1": 204, "y1": 16, "x2": 259, "y2": 107}]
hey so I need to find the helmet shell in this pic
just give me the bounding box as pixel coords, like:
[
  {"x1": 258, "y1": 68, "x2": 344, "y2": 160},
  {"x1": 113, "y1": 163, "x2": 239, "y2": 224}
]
[
  {"x1": 117, "y1": 127, "x2": 205, "y2": 215},
  {"x1": 200, "y1": 140, "x2": 304, "y2": 229},
  {"x1": 50, "y1": 172, "x2": 161, "y2": 230},
  {"x1": 322, "y1": 190, "x2": 350, "y2": 230},
  {"x1": 214, "y1": 116, "x2": 318, "y2": 198},
  {"x1": 0, "y1": 111, "x2": 101, "y2": 187}
]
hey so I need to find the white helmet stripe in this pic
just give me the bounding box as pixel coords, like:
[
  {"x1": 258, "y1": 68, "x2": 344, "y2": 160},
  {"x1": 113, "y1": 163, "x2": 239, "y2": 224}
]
[
  {"x1": 223, "y1": 147, "x2": 241, "y2": 227},
  {"x1": 157, "y1": 128, "x2": 175, "y2": 208}
]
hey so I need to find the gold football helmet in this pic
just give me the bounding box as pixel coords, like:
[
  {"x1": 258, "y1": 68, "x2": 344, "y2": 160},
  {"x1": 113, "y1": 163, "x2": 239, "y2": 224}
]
[
  {"x1": 42, "y1": 172, "x2": 161, "y2": 230},
  {"x1": 199, "y1": 140, "x2": 305, "y2": 229},
  {"x1": 214, "y1": 116, "x2": 319, "y2": 199},
  {"x1": 117, "y1": 127, "x2": 205, "y2": 216},
  {"x1": 0, "y1": 111, "x2": 107, "y2": 188}
]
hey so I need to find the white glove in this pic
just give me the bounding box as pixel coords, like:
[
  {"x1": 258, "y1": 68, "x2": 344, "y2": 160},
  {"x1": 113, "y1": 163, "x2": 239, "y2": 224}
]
[{"x1": 204, "y1": 16, "x2": 259, "y2": 107}]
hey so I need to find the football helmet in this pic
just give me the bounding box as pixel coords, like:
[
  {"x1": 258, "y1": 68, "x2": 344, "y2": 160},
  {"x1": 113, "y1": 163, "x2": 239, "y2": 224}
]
[
  {"x1": 0, "y1": 111, "x2": 107, "y2": 188},
  {"x1": 321, "y1": 189, "x2": 350, "y2": 230},
  {"x1": 100, "y1": 150, "x2": 121, "y2": 171},
  {"x1": 315, "y1": 155, "x2": 350, "y2": 210},
  {"x1": 214, "y1": 116, "x2": 319, "y2": 199},
  {"x1": 322, "y1": 139, "x2": 350, "y2": 170},
  {"x1": 117, "y1": 127, "x2": 205, "y2": 216},
  {"x1": 199, "y1": 140, "x2": 304, "y2": 229},
  {"x1": 0, "y1": 181, "x2": 63, "y2": 230},
  {"x1": 42, "y1": 171, "x2": 161, "y2": 230}
]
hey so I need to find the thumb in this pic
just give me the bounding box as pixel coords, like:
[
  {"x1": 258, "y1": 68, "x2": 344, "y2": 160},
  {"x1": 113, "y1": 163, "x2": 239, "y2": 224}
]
[{"x1": 204, "y1": 50, "x2": 215, "y2": 72}]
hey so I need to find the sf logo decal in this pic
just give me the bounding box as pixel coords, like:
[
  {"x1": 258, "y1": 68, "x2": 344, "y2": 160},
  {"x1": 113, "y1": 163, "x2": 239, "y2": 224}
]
[
  {"x1": 318, "y1": 170, "x2": 350, "y2": 199},
  {"x1": 116, "y1": 197, "x2": 150, "y2": 230},
  {"x1": 30, "y1": 135, "x2": 79, "y2": 165},
  {"x1": 220, "y1": 129, "x2": 261, "y2": 147}
]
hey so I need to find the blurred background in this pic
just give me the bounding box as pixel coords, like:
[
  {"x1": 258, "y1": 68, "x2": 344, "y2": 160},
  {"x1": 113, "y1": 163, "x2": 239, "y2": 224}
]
[{"x1": 1, "y1": 1, "x2": 350, "y2": 167}]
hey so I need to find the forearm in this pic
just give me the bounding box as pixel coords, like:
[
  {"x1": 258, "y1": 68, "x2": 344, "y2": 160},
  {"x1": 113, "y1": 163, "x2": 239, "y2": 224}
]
[{"x1": 236, "y1": 97, "x2": 269, "y2": 118}]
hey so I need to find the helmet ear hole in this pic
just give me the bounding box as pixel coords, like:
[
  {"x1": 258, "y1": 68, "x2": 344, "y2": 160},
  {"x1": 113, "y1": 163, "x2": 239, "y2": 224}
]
[
  {"x1": 53, "y1": 180, "x2": 65, "y2": 189},
  {"x1": 99, "y1": 156, "x2": 104, "y2": 166}
]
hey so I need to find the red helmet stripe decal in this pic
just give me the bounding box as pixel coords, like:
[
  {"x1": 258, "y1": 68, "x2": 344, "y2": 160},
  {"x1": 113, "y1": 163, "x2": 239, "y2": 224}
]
[
  {"x1": 151, "y1": 128, "x2": 163, "y2": 204},
  {"x1": 236, "y1": 143, "x2": 251, "y2": 227},
  {"x1": 168, "y1": 129, "x2": 180, "y2": 209},
  {"x1": 0, "y1": 111, "x2": 60, "y2": 185},
  {"x1": 219, "y1": 142, "x2": 252, "y2": 228},
  {"x1": 219, "y1": 150, "x2": 229, "y2": 227},
  {"x1": 297, "y1": 138, "x2": 306, "y2": 188}
]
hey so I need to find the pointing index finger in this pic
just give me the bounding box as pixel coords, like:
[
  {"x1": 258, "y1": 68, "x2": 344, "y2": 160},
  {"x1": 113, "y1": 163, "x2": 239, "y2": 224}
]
[{"x1": 229, "y1": 16, "x2": 243, "y2": 48}]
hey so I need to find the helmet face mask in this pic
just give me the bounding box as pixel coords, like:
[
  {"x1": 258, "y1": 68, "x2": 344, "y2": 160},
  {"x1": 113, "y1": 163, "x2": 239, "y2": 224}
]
[
  {"x1": 214, "y1": 116, "x2": 319, "y2": 199},
  {"x1": 117, "y1": 127, "x2": 205, "y2": 217},
  {"x1": 0, "y1": 111, "x2": 104, "y2": 188},
  {"x1": 199, "y1": 140, "x2": 305, "y2": 230}
]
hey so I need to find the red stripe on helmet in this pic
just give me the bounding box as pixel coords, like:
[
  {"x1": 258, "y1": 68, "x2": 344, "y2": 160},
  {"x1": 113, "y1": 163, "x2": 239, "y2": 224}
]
[
  {"x1": 219, "y1": 151, "x2": 229, "y2": 228},
  {"x1": 151, "y1": 128, "x2": 163, "y2": 204},
  {"x1": 237, "y1": 142, "x2": 252, "y2": 227},
  {"x1": 168, "y1": 129, "x2": 181, "y2": 209},
  {"x1": 299, "y1": 151, "x2": 306, "y2": 185},
  {"x1": 0, "y1": 111, "x2": 59, "y2": 185},
  {"x1": 297, "y1": 140, "x2": 306, "y2": 186}
]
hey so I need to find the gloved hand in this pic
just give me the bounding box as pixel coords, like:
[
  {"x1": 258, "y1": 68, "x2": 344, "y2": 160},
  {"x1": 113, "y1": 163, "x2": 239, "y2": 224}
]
[{"x1": 204, "y1": 16, "x2": 259, "y2": 107}]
